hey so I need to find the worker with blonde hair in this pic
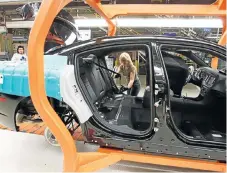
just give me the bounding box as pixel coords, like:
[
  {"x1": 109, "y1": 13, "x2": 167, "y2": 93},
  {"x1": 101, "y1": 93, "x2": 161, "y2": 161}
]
[{"x1": 116, "y1": 52, "x2": 141, "y2": 96}]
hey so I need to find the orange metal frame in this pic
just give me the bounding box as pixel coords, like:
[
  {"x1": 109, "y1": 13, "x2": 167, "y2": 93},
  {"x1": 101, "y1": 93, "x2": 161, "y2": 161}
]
[
  {"x1": 85, "y1": 0, "x2": 226, "y2": 69},
  {"x1": 27, "y1": 0, "x2": 226, "y2": 172}
]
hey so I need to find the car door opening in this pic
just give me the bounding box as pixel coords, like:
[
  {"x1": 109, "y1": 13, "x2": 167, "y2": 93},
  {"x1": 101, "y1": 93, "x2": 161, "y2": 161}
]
[
  {"x1": 75, "y1": 44, "x2": 153, "y2": 136},
  {"x1": 160, "y1": 45, "x2": 226, "y2": 146}
]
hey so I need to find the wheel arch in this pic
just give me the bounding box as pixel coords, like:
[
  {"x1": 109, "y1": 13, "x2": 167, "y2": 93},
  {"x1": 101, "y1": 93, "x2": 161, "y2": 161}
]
[{"x1": 14, "y1": 96, "x2": 80, "y2": 131}]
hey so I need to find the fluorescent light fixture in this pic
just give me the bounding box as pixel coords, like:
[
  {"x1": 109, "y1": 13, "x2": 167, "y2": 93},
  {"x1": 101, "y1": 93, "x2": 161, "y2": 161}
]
[
  {"x1": 6, "y1": 18, "x2": 223, "y2": 29},
  {"x1": 75, "y1": 19, "x2": 108, "y2": 27},
  {"x1": 11, "y1": 18, "x2": 24, "y2": 21},
  {"x1": 206, "y1": 36, "x2": 220, "y2": 38},
  {"x1": 6, "y1": 21, "x2": 33, "y2": 28},
  {"x1": 75, "y1": 18, "x2": 223, "y2": 28}
]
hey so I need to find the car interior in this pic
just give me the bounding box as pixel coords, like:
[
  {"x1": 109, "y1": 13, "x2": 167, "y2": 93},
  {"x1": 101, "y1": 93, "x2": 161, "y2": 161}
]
[
  {"x1": 161, "y1": 48, "x2": 226, "y2": 144},
  {"x1": 77, "y1": 47, "x2": 152, "y2": 135},
  {"x1": 76, "y1": 45, "x2": 226, "y2": 143}
]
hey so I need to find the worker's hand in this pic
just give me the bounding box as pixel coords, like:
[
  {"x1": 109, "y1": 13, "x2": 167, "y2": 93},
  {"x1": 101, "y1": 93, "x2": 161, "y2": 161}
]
[
  {"x1": 119, "y1": 85, "x2": 129, "y2": 93},
  {"x1": 114, "y1": 73, "x2": 121, "y2": 78}
]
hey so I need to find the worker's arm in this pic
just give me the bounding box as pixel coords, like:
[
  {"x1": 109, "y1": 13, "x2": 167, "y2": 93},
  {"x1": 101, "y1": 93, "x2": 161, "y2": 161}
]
[{"x1": 127, "y1": 70, "x2": 135, "y2": 88}]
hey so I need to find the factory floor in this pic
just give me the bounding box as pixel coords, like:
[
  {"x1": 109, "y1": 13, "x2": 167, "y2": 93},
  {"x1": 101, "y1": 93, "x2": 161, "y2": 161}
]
[
  {"x1": 0, "y1": 80, "x2": 203, "y2": 172},
  {"x1": 0, "y1": 130, "x2": 207, "y2": 172}
]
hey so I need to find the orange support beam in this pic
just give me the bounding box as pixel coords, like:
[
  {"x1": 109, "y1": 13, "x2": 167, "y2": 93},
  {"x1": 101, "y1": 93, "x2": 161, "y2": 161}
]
[
  {"x1": 28, "y1": 0, "x2": 121, "y2": 172},
  {"x1": 211, "y1": 16, "x2": 226, "y2": 69},
  {"x1": 85, "y1": 0, "x2": 116, "y2": 36},
  {"x1": 218, "y1": 2, "x2": 226, "y2": 47},
  {"x1": 98, "y1": 148, "x2": 226, "y2": 172},
  {"x1": 28, "y1": 0, "x2": 79, "y2": 171},
  {"x1": 218, "y1": 0, "x2": 226, "y2": 10}
]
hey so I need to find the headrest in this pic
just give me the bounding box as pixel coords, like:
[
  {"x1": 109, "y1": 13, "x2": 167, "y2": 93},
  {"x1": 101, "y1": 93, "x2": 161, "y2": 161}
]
[{"x1": 83, "y1": 54, "x2": 97, "y2": 64}]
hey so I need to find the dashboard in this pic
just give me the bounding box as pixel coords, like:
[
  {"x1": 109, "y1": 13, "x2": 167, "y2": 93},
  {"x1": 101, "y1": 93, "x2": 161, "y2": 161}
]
[{"x1": 193, "y1": 67, "x2": 226, "y2": 97}]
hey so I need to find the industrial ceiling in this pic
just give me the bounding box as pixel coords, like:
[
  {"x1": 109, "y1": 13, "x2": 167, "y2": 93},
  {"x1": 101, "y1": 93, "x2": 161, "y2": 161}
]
[{"x1": 0, "y1": 0, "x2": 223, "y2": 42}]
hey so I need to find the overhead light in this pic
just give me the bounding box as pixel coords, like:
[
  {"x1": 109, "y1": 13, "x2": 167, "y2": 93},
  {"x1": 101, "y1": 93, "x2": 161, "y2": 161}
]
[
  {"x1": 74, "y1": 18, "x2": 223, "y2": 28},
  {"x1": 75, "y1": 19, "x2": 108, "y2": 28},
  {"x1": 11, "y1": 18, "x2": 23, "y2": 21},
  {"x1": 206, "y1": 36, "x2": 221, "y2": 38},
  {"x1": 6, "y1": 21, "x2": 33, "y2": 28},
  {"x1": 6, "y1": 18, "x2": 223, "y2": 29}
]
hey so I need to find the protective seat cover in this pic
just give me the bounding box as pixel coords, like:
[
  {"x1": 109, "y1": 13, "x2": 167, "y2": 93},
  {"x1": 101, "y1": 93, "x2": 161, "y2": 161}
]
[{"x1": 79, "y1": 54, "x2": 113, "y2": 103}]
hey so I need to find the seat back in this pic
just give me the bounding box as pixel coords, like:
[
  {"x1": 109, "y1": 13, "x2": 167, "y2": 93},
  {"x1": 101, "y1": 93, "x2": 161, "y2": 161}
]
[
  {"x1": 164, "y1": 56, "x2": 188, "y2": 96},
  {"x1": 79, "y1": 54, "x2": 112, "y2": 103}
]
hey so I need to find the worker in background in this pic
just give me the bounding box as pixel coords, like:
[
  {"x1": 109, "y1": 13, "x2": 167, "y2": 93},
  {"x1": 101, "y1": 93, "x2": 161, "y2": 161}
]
[
  {"x1": 115, "y1": 52, "x2": 141, "y2": 96},
  {"x1": 11, "y1": 46, "x2": 27, "y2": 62}
]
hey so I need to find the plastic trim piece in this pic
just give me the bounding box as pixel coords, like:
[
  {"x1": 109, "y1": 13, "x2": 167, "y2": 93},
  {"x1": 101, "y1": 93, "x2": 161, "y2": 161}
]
[{"x1": 60, "y1": 65, "x2": 93, "y2": 123}]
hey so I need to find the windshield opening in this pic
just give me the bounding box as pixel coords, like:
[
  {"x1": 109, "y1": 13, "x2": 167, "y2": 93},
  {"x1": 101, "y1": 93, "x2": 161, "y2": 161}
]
[{"x1": 191, "y1": 51, "x2": 226, "y2": 70}]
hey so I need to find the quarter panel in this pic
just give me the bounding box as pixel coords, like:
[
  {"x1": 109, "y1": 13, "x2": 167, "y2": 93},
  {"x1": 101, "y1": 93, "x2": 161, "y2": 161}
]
[{"x1": 60, "y1": 65, "x2": 93, "y2": 123}]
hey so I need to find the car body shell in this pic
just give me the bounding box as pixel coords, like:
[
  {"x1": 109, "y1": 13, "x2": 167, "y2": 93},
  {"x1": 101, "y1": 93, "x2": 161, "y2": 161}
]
[{"x1": 0, "y1": 36, "x2": 226, "y2": 162}]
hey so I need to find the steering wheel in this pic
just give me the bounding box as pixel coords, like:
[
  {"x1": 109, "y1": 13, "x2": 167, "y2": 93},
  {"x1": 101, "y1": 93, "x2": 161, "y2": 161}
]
[{"x1": 185, "y1": 65, "x2": 194, "y2": 84}]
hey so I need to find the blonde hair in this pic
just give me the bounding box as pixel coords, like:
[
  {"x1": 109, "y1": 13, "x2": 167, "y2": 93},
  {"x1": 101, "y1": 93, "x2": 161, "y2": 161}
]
[{"x1": 119, "y1": 52, "x2": 135, "y2": 72}]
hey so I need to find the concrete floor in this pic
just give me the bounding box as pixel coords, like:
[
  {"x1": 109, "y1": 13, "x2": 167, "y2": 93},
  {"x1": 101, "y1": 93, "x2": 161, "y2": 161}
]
[
  {"x1": 0, "y1": 130, "x2": 204, "y2": 172},
  {"x1": 0, "y1": 130, "x2": 63, "y2": 172}
]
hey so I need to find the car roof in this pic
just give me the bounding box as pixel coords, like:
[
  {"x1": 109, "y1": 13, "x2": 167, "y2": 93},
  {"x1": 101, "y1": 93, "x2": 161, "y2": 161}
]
[{"x1": 49, "y1": 35, "x2": 226, "y2": 55}]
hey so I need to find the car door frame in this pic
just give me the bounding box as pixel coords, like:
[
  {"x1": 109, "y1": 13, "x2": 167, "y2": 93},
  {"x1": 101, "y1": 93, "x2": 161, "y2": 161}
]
[
  {"x1": 151, "y1": 41, "x2": 224, "y2": 154},
  {"x1": 155, "y1": 40, "x2": 226, "y2": 143},
  {"x1": 78, "y1": 40, "x2": 226, "y2": 162},
  {"x1": 58, "y1": 37, "x2": 226, "y2": 161},
  {"x1": 72, "y1": 40, "x2": 156, "y2": 140}
]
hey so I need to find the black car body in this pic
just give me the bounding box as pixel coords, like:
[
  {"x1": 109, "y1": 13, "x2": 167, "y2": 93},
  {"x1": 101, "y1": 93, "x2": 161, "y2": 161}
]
[{"x1": 0, "y1": 36, "x2": 226, "y2": 162}]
